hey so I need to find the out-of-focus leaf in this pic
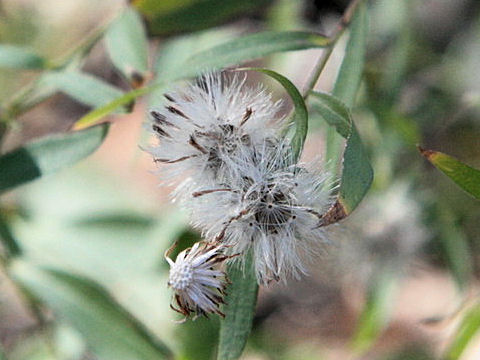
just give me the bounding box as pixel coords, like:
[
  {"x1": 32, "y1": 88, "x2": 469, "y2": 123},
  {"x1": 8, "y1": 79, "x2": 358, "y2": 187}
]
[
  {"x1": 105, "y1": 8, "x2": 149, "y2": 85},
  {"x1": 0, "y1": 124, "x2": 109, "y2": 193},
  {"x1": 0, "y1": 211, "x2": 21, "y2": 257},
  {"x1": 445, "y1": 303, "x2": 480, "y2": 360},
  {"x1": 177, "y1": 317, "x2": 220, "y2": 360},
  {"x1": 73, "y1": 86, "x2": 154, "y2": 130},
  {"x1": 217, "y1": 251, "x2": 258, "y2": 360},
  {"x1": 327, "y1": 2, "x2": 368, "y2": 168},
  {"x1": 419, "y1": 148, "x2": 480, "y2": 199},
  {"x1": 0, "y1": 45, "x2": 46, "y2": 69},
  {"x1": 155, "y1": 30, "x2": 236, "y2": 78},
  {"x1": 310, "y1": 91, "x2": 373, "y2": 223},
  {"x1": 78, "y1": 31, "x2": 330, "y2": 128},
  {"x1": 351, "y1": 271, "x2": 397, "y2": 354},
  {"x1": 10, "y1": 261, "x2": 172, "y2": 360},
  {"x1": 242, "y1": 68, "x2": 307, "y2": 161},
  {"x1": 436, "y1": 203, "x2": 472, "y2": 290},
  {"x1": 151, "y1": 27, "x2": 237, "y2": 103},
  {"x1": 182, "y1": 31, "x2": 331, "y2": 77},
  {"x1": 134, "y1": 0, "x2": 272, "y2": 35},
  {"x1": 43, "y1": 71, "x2": 124, "y2": 109},
  {"x1": 332, "y1": 2, "x2": 368, "y2": 107},
  {"x1": 380, "y1": 0, "x2": 411, "y2": 105}
]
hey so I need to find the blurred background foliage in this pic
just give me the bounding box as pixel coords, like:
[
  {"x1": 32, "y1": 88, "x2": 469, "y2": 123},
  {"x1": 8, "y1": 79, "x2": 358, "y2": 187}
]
[{"x1": 0, "y1": 0, "x2": 479, "y2": 359}]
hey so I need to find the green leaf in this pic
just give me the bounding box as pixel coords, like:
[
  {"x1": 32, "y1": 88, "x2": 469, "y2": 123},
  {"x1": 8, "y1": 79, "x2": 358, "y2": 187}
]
[
  {"x1": 105, "y1": 8, "x2": 149, "y2": 84},
  {"x1": 0, "y1": 45, "x2": 46, "y2": 69},
  {"x1": 445, "y1": 303, "x2": 480, "y2": 360},
  {"x1": 151, "y1": 27, "x2": 236, "y2": 103},
  {"x1": 310, "y1": 91, "x2": 373, "y2": 223},
  {"x1": 419, "y1": 148, "x2": 480, "y2": 199},
  {"x1": 43, "y1": 71, "x2": 124, "y2": 109},
  {"x1": 332, "y1": 2, "x2": 368, "y2": 107},
  {"x1": 435, "y1": 202, "x2": 472, "y2": 290},
  {"x1": 9, "y1": 260, "x2": 172, "y2": 360},
  {"x1": 135, "y1": 0, "x2": 272, "y2": 35},
  {"x1": 327, "y1": 2, "x2": 368, "y2": 168},
  {"x1": 0, "y1": 210, "x2": 21, "y2": 257},
  {"x1": 183, "y1": 31, "x2": 331, "y2": 77},
  {"x1": 154, "y1": 28, "x2": 237, "y2": 80},
  {"x1": 218, "y1": 251, "x2": 258, "y2": 360},
  {"x1": 242, "y1": 68, "x2": 307, "y2": 161},
  {"x1": 0, "y1": 124, "x2": 109, "y2": 193},
  {"x1": 77, "y1": 31, "x2": 330, "y2": 129},
  {"x1": 351, "y1": 272, "x2": 397, "y2": 354},
  {"x1": 73, "y1": 86, "x2": 155, "y2": 130}
]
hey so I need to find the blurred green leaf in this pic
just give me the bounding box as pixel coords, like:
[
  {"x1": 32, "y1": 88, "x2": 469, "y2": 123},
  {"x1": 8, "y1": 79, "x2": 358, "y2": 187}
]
[
  {"x1": 380, "y1": 0, "x2": 411, "y2": 105},
  {"x1": 327, "y1": 2, "x2": 368, "y2": 168},
  {"x1": 155, "y1": 29, "x2": 237, "y2": 78},
  {"x1": 217, "y1": 252, "x2": 258, "y2": 360},
  {"x1": 0, "y1": 45, "x2": 46, "y2": 69},
  {"x1": 152, "y1": 27, "x2": 237, "y2": 103},
  {"x1": 43, "y1": 71, "x2": 124, "y2": 109},
  {"x1": 73, "y1": 86, "x2": 154, "y2": 130},
  {"x1": 105, "y1": 8, "x2": 149, "y2": 84},
  {"x1": 243, "y1": 68, "x2": 307, "y2": 161},
  {"x1": 445, "y1": 303, "x2": 480, "y2": 360},
  {"x1": 10, "y1": 260, "x2": 172, "y2": 360},
  {"x1": 436, "y1": 203, "x2": 472, "y2": 290},
  {"x1": 134, "y1": 0, "x2": 271, "y2": 35},
  {"x1": 76, "y1": 31, "x2": 330, "y2": 129},
  {"x1": 0, "y1": 211, "x2": 21, "y2": 257},
  {"x1": 183, "y1": 31, "x2": 331, "y2": 77},
  {"x1": 351, "y1": 271, "x2": 397, "y2": 354},
  {"x1": 0, "y1": 124, "x2": 109, "y2": 193},
  {"x1": 177, "y1": 317, "x2": 220, "y2": 360},
  {"x1": 333, "y1": 3, "x2": 368, "y2": 107},
  {"x1": 419, "y1": 148, "x2": 480, "y2": 199},
  {"x1": 310, "y1": 91, "x2": 373, "y2": 222}
]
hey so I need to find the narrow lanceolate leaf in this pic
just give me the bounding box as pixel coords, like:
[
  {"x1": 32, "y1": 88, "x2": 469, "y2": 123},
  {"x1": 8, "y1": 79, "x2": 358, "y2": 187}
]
[
  {"x1": 419, "y1": 148, "x2": 480, "y2": 200},
  {"x1": 332, "y1": 2, "x2": 368, "y2": 107},
  {"x1": 327, "y1": 2, "x2": 368, "y2": 168},
  {"x1": 78, "y1": 31, "x2": 329, "y2": 129},
  {"x1": 43, "y1": 71, "x2": 124, "y2": 109},
  {"x1": 446, "y1": 303, "x2": 480, "y2": 360},
  {"x1": 105, "y1": 8, "x2": 149, "y2": 86},
  {"x1": 0, "y1": 45, "x2": 46, "y2": 69},
  {"x1": 241, "y1": 68, "x2": 307, "y2": 161},
  {"x1": 218, "y1": 252, "x2": 258, "y2": 360},
  {"x1": 310, "y1": 91, "x2": 373, "y2": 225},
  {"x1": 134, "y1": 0, "x2": 271, "y2": 36},
  {"x1": 183, "y1": 31, "x2": 331, "y2": 77},
  {"x1": 10, "y1": 260, "x2": 172, "y2": 360},
  {"x1": 73, "y1": 86, "x2": 156, "y2": 130},
  {"x1": 0, "y1": 124, "x2": 109, "y2": 193}
]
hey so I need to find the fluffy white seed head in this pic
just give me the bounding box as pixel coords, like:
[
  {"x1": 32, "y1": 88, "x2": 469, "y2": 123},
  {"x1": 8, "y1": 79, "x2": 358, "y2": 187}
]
[
  {"x1": 166, "y1": 241, "x2": 229, "y2": 320},
  {"x1": 148, "y1": 72, "x2": 284, "y2": 200},
  {"x1": 189, "y1": 144, "x2": 334, "y2": 285}
]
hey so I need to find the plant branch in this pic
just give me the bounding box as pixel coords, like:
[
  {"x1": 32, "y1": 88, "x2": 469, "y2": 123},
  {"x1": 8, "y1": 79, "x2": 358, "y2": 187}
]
[{"x1": 302, "y1": 0, "x2": 365, "y2": 98}]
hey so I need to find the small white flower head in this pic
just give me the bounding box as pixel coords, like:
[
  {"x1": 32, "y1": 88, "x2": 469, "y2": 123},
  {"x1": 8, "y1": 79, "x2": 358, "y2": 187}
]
[
  {"x1": 189, "y1": 144, "x2": 334, "y2": 285},
  {"x1": 148, "y1": 72, "x2": 283, "y2": 198},
  {"x1": 165, "y1": 241, "x2": 230, "y2": 320}
]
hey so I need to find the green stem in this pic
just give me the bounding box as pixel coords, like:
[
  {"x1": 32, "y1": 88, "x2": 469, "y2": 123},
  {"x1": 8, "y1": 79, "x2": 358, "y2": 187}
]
[{"x1": 302, "y1": 0, "x2": 365, "y2": 99}]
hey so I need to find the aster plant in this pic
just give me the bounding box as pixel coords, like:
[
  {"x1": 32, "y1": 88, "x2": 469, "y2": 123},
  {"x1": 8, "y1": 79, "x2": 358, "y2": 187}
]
[
  {"x1": 144, "y1": 0, "x2": 374, "y2": 357},
  {"x1": 0, "y1": 0, "x2": 383, "y2": 359}
]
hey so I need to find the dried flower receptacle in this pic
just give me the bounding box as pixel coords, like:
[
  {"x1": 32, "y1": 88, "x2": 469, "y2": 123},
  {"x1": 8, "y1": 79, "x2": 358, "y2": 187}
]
[{"x1": 166, "y1": 241, "x2": 230, "y2": 321}]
